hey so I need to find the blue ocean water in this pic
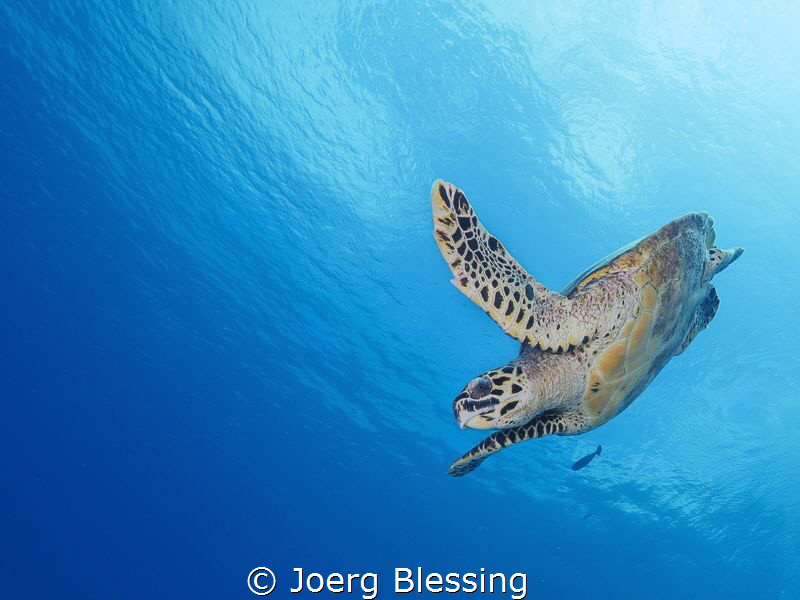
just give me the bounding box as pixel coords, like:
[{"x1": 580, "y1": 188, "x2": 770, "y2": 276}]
[{"x1": 2, "y1": 1, "x2": 799, "y2": 598}]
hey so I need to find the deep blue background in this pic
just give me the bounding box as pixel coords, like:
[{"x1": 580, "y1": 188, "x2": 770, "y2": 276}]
[{"x1": 2, "y1": 1, "x2": 799, "y2": 598}]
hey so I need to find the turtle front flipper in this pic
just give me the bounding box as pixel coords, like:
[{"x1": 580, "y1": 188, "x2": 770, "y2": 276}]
[
  {"x1": 447, "y1": 409, "x2": 588, "y2": 477},
  {"x1": 432, "y1": 181, "x2": 624, "y2": 353}
]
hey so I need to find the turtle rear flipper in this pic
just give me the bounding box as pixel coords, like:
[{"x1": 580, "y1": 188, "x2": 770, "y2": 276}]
[
  {"x1": 432, "y1": 181, "x2": 627, "y2": 353},
  {"x1": 675, "y1": 285, "x2": 719, "y2": 356},
  {"x1": 706, "y1": 246, "x2": 744, "y2": 278}
]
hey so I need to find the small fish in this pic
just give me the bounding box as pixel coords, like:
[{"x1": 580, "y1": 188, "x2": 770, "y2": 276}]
[
  {"x1": 571, "y1": 445, "x2": 602, "y2": 471},
  {"x1": 582, "y1": 512, "x2": 596, "y2": 520}
]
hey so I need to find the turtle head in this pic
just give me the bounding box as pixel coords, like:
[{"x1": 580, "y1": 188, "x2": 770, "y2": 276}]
[{"x1": 453, "y1": 363, "x2": 534, "y2": 430}]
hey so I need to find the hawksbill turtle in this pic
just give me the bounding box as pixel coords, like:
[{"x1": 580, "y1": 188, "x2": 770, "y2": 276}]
[{"x1": 431, "y1": 180, "x2": 743, "y2": 477}]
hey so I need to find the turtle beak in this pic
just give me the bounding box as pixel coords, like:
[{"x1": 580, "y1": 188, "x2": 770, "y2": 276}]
[
  {"x1": 453, "y1": 395, "x2": 499, "y2": 430},
  {"x1": 461, "y1": 414, "x2": 498, "y2": 430},
  {"x1": 454, "y1": 391, "x2": 524, "y2": 430}
]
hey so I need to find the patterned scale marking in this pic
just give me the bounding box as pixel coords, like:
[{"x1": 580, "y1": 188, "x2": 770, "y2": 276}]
[
  {"x1": 447, "y1": 409, "x2": 588, "y2": 477},
  {"x1": 431, "y1": 181, "x2": 606, "y2": 353}
]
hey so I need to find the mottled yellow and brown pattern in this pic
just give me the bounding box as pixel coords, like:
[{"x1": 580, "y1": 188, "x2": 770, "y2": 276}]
[{"x1": 433, "y1": 181, "x2": 743, "y2": 477}]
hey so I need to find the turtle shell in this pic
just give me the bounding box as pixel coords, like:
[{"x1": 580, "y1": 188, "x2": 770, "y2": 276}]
[{"x1": 569, "y1": 213, "x2": 715, "y2": 425}]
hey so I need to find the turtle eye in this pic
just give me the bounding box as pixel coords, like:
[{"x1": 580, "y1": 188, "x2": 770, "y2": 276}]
[{"x1": 468, "y1": 377, "x2": 493, "y2": 399}]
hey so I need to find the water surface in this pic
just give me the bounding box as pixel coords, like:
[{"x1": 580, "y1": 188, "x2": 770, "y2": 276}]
[{"x1": 2, "y1": 1, "x2": 799, "y2": 598}]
